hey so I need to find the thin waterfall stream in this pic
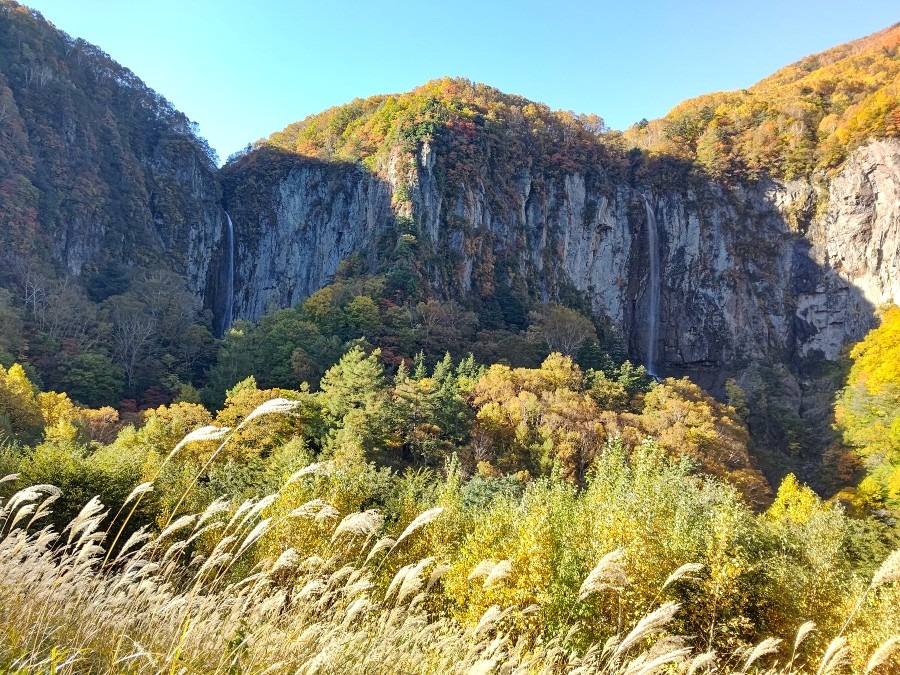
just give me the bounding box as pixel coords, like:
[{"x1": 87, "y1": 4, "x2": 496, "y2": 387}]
[
  {"x1": 221, "y1": 212, "x2": 235, "y2": 335},
  {"x1": 642, "y1": 195, "x2": 660, "y2": 377}
]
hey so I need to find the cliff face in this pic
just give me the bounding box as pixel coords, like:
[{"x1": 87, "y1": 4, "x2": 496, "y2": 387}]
[
  {"x1": 221, "y1": 158, "x2": 392, "y2": 322},
  {"x1": 220, "y1": 135, "x2": 900, "y2": 487},
  {"x1": 0, "y1": 1, "x2": 226, "y2": 303},
  {"x1": 226, "y1": 138, "x2": 899, "y2": 378},
  {"x1": 801, "y1": 140, "x2": 900, "y2": 350}
]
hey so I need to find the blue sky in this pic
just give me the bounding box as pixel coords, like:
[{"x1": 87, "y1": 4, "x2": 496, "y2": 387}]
[{"x1": 23, "y1": 0, "x2": 899, "y2": 163}]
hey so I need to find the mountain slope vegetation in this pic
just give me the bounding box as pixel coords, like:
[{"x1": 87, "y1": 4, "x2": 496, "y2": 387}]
[
  {"x1": 624, "y1": 23, "x2": 900, "y2": 180},
  {"x1": 0, "y1": 5, "x2": 899, "y2": 672}
]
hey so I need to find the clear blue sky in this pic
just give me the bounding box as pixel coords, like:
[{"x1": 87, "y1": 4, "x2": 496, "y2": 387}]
[{"x1": 23, "y1": 0, "x2": 899, "y2": 163}]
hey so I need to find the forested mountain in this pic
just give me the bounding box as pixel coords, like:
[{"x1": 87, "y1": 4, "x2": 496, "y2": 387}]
[
  {"x1": 624, "y1": 23, "x2": 900, "y2": 180},
  {"x1": 1, "y1": 4, "x2": 900, "y2": 673},
  {"x1": 220, "y1": 71, "x2": 898, "y2": 492},
  {"x1": 0, "y1": 1, "x2": 226, "y2": 404}
]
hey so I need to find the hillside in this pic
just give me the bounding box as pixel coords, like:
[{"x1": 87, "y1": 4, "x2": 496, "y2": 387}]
[
  {"x1": 0, "y1": 4, "x2": 898, "y2": 493},
  {"x1": 623, "y1": 23, "x2": 900, "y2": 179},
  {"x1": 0, "y1": 1, "x2": 224, "y2": 276},
  {"x1": 0, "y1": 1, "x2": 228, "y2": 403},
  {"x1": 213, "y1": 37, "x2": 900, "y2": 495},
  {"x1": 0, "y1": 9, "x2": 899, "y2": 673}
]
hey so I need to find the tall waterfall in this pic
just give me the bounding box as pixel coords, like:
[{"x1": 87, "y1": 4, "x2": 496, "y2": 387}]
[
  {"x1": 220, "y1": 212, "x2": 235, "y2": 335},
  {"x1": 642, "y1": 195, "x2": 660, "y2": 377}
]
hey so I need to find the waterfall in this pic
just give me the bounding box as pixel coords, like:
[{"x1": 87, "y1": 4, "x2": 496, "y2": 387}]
[
  {"x1": 642, "y1": 195, "x2": 660, "y2": 377},
  {"x1": 220, "y1": 212, "x2": 235, "y2": 335}
]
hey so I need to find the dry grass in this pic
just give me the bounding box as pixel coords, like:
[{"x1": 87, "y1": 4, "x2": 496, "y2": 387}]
[
  {"x1": 1, "y1": 479, "x2": 897, "y2": 675},
  {"x1": 0, "y1": 403, "x2": 897, "y2": 674}
]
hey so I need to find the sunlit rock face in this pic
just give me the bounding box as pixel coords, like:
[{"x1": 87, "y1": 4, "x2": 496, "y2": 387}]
[{"x1": 224, "y1": 138, "x2": 900, "y2": 378}]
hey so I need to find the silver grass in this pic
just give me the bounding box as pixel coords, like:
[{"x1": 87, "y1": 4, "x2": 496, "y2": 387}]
[
  {"x1": 0, "y1": 473, "x2": 19, "y2": 486},
  {"x1": 5, "y1": 481, "x2": 898, "y2": 675},
  {"x1": 687, "y1": 650, "x2": 716, "y2": 675},
  {"x1": 7, "y1": 502, "x2": 35, "y2": 531},
  {"x1": 661, "y1": 562, "x2": 703, "y2": 590},
  {"x1": 614, "y1": 602, "x2": 680, "y2": 658},
  {"x1": 630, "y1": 646, "x2": 691, "y2": 675},
  {"x1": 468, "y1": 659, "x2": 497, "y2": 675},
  {"x1": 225, "y1": 497, "x2": 258, "y2": 531},
  {"x1": 161, "y1": 540, "x2": 189, "y2": 563},
  {"x1": 795, "y1": 621, "x2": 817, "y2": 650},
  {"x1": 331, "y1": 510, "x2": 384, "y2": 542},
  {"x1": 196, "y1": 495, "x2": 232, "y2": 527},
  {"x1": 642, "y1": 635, "x2": 689, "y2": 662},
  {"x1": 365, "y1": 536, "x2": 396, "y2": 563},
  {"x1": 299, "y1": 554, "x2": 325, "y2": 572},
  {"x1": 427, "y1": 563, "x2": 452, "y2": 592},
  {"x1": 271, "y1": 547, "x2": 299, "y2": 574},
  {"x1": 343, "y1": 597, "x2": 372, "y2": 626},
  {"x1": 25, "y1": 492, "x2": 59, "y2": 529},
  {"x1": 284, "y1": 498, "x2": 327, "y2": 520},
  {"x1": 395, "y1": 506, "x2": 444, "y2": 546},
  {"x1": 578, "y1": 549, "x2": 628, "y2": 601},
  {"x1": 3, "y1": 487, "x2": 45, "y2": 522},
  {"x1": 469, "y1": 559, "x2": 498, "y2": 581},
  {"x1": 121, "y1": 481, "x2": 154, "y2": 508},
  {"x1": 232, "y1": 494, "x2": 278, "y2": 534},
  {"x1": 283, "y1": 461, "x2": 332, "y2": 487},
  {"x1": 315, "y1": 504, "x2": 340, "y2": 523},
  {"x1": 397, "y1": 557, "x2": 434, "y2": 605},
  {"x1": 64, "y1": 495, "x2": 106, "y2": 544},
  {"x1": 817, "y1": 636, "x2": 850, "y2": 675},
  {"x1": 342, "y1": 576, "x2": 373, "y2": 598},
  {"x1": 167, "y1": 425, "x2": 231, "y2": 460},
  {"x1": 326, "y1": 564, "x2": 355, "y2": 590},
  {"x1": 385, "y1": 563, "x2": 414, "y2": 601},
  {"x1": 155, "y1": 514, "x2": 196, "y2": 542},
  {"x1": 185, "y1": 520, "x2": 225, "y2": 549},
  {"x1": 235, "y1": 518, "x2": 272, "y2": 559},
  {"x1": 239, "y1": 397, "x2": 303, "y2": 426},
  {"x1": 742, "y1": 637, "x2": 782, "y2": 672},
  {"x1": 872, "y1": 549, "x2": 900, "y2": 586},
  {"x1": 866, "y1": 636, "x2": 899, "y2": 674},
  {"x1": 475, "y1": 605, "x2": 503, "y2": 637},
  {"x1": 197, "y1": 536, "x2": 237, "y2": 575},
  {"x1": 484, "y1": 560, "x2": 512, "y2": 589}
]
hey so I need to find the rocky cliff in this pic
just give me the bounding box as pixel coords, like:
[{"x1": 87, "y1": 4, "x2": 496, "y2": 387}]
[
  {"x1": 219, "y1": 153, "x2": 393, "y2": 323},
  {"x1": 219, "y1": 126, "x2": 900, "y2": 488},
  {"x1": 224, "y1": 135, "x2": 899, "y2": 380},
  {"x1": 0, "y1": 1, "x2": 226, "y2": 304}
]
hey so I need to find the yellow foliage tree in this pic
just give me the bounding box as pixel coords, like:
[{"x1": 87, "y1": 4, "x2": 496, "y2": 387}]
[
  {"x1": 470, "y1": 354, "x2": 603, "y2": 480},
  {"x1": 0, "y1": 363, "x2": 44, "y2": 443},
  {"x1": 608, "y1": 378, "x2": 771, "y2": 506},
  {"x1": 835, "y1": 306, "x2": 900, "y2": 507}
]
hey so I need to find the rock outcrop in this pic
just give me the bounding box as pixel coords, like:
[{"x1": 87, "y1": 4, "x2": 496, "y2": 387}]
[
  {"x1": 221, "y1": 159, "x2": 392, "y2": 322},
  {"x1": 225, "y1": 138, "x2": 899, "y2": 381},
  {"x1": 0, "y1": 1, "x2": 226, "y2": 304}
]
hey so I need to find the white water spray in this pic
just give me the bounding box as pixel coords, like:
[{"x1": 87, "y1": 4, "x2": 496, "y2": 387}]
[
  {"x1": 642, "y1": 195, "x2": 660, "y2": 377},
  {"x1": 221, "y1": 212, "x2": 235, "y2": 335}
]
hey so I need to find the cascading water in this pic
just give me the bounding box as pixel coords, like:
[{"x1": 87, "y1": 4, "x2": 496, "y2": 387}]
[
  {"x1": 642, "y1": 195, "x2": 660, "y2": 378},
  {"x1": 219, "y1": 212, "x2": 235, "y2": 335}
]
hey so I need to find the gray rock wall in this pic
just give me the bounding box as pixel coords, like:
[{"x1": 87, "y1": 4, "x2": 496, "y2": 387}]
[
  {"x1": 230, "y1": 161, "x2": 393, "y2": 320},
  {"x1": 226, "y1": 138, "x2": 900, "y2": 376}
]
